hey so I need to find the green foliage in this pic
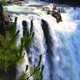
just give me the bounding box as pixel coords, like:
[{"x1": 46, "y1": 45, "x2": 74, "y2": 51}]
[
  {"x1": 18, "y1": 71, "x2": 27, "y2": 80},
  {"x1": 0, "y1": 34, "x2": 22, "y2": 71},
  {"x1": 0, "y1": 5, "x2": 43, "y2": 80},
  {"x1": 32, "y1": 55, "x2": 44, "y2": 80},
  {"x1": 19, "y1": 55, "x2": 44, "y2": 80},
  {"x1": 0, "y1": 16, "x2": 34, "y2": 72},
  {"x1": 0, "y1": 0, "x2": 7, "y2": 6}
]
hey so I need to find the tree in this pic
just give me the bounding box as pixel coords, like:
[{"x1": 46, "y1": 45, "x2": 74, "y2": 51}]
[
  {"x1": 0, "y1": 4, "x2": 43, "y2": 80},
  {"x1": 0, "y1": 4, "x2": 34, "y2": 80}
]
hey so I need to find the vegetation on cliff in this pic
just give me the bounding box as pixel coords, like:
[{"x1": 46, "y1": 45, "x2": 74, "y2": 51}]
[{"x1": 0, "y1": 3, "x2": 43, "y2": 80}]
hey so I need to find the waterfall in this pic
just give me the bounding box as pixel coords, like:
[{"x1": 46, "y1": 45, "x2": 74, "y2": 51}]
[
  {"x1": 26, "y1": 15, "x2": 45, "y2": 66},
  {"x1": 16, "y1": 15, "x2": 31, "y2": 79},
  {"x1": 16, "y1": 6, "x2": 80, "y2": 80},
  {"x1": 41, "y1": 19, "x2": 55, "y2": 80}
]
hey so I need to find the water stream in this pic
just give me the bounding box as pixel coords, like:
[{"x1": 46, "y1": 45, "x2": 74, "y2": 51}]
[{"x1": 16, "y1": 3, "x2": 80, "y2": 80}]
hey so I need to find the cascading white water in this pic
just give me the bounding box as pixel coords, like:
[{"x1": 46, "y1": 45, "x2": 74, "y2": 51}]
[
  {"x1": 16, "y1": 14, "x2": 46, "y2": 79},
  {"x1": 40, "y1": 13, "x2": 78, "y2": 80},
  {"x1": 26, "y1": 14, "x2": 46, "y2": 66},
  {"x1": 16, "y1": 5, "x2": 80, "y2": 80},
  {"x1": 16, "y1": 15, "x2": 31, "y2": 79},
  {"x1": 41, "y1": 7, "x2": 80, "y2": 80}
]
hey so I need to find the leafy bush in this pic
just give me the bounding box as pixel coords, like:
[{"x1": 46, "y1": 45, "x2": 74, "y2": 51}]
[
  {"x1": 0, "y1": 18, "x2": 34, "y2": 71},
  {"x1": 0, "y1": 4, "x2": 43, "y2": 80},
  {"x1": 19, "y1": 55, "x2": 44, "y2": 80},
  {"x1": 0, "y1": 0, "x2": 7, "y2": 6}
]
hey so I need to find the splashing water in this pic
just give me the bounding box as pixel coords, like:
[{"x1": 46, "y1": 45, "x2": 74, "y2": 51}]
[{"x1": 16, "y1": 5, "x2": 80, "y2": 80}]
